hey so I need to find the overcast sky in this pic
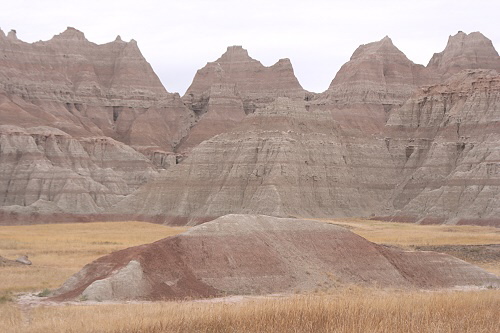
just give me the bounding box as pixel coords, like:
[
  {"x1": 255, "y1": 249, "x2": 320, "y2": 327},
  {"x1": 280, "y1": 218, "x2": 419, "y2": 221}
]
[{"x1": 1, "y1": 0, "x2": 499, "y2": 94}]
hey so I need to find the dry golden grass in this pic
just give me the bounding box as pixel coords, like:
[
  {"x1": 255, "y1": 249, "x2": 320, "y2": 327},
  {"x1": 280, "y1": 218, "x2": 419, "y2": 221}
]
[
  {"x1": 312, "y1": 218, "x2": 500, "y2": 246},
  {"x1": 0, "y1": 222, "x2": 187, "y2": 293},
  {"x1": 0, "y1": 219, "x2": 498, "y2": 333},
  {"x1": 1, "y1": 288, "x2": 499, "y2": 333}
]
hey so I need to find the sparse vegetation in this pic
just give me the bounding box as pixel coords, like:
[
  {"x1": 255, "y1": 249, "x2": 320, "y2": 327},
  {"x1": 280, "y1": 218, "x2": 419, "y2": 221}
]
[
  {"x1": 0, "y1": 291, "x2": 13, "y2": 303},
  {"x1": 36, "y1": 289, "x2": 51, "y2": 298},
  {"x1": 0, "y1": 219, "x2": 498, "y2": 332}
]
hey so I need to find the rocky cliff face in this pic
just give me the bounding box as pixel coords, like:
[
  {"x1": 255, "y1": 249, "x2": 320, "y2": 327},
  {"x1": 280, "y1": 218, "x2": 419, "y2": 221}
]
[
  {"x1": 1, "y1": 28, "x2": 499, "y2": 226},
  {"x1": 308, "y1": 36, "x2": 434, "y2": 140},
  {"x1": 0, "y1": 28, "x2": 194, "y2": 220},
  {"x1": 177, "y1": 83, "x2": 246, "y2": 152},
  {"x1": 0, "y1": 125, "x2": 156, "y2": 223},
  {"x1": 428, "y1": 31, "x2": 500, "y2": 78},
  {"x1": 384, "y1": 69, "x2": 500, "y2": 225},
  {"x1": 111, "y1": 31, "x2": 500, "y2": 226},
  {"x1": 0, "y1": 27, "x2": 194, "y2": 151},
  {"x1": 112, "y1": 97, "x2": 397, "y2": 223},
  {"x1": 178, "y1": 46, "x2": 305, "y2": 152},
  {"x1": 322, "y1": 36, "x2": 432, "y2": 106}
]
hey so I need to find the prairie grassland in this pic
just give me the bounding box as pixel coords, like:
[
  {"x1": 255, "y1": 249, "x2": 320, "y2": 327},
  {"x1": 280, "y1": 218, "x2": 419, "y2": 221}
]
[
  {"x1": 0, "y1": 219, "x2": 499, "y2": 333},
  {"x1": 1, "y1": 288, "x2": 499, "y2": 333},
  {"x1": 314, "y1": 218, "x2": 500, "y2": 246},
  {"x1": 0, "y1": 222, "x2": 187, "y2": 293}
]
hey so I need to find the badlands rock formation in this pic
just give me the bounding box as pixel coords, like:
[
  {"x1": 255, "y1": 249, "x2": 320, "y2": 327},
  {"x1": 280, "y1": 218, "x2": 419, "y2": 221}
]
[
  {"x1": 0, "y1": 125, "x2": 156, "y2": 223},
  {"x1": 184, "y1": 46, "x2": 305, "y2": 113},
  {"x1": 112, "y1": 97, "x2": 397, "y2": 224},
  {"x1": 1, "y1": 28, "x2": 499, "y2": 226},
  {"x1": 51, "y1": 215, "x2": 500, "y2": 301},
  {"x1": 428, "y1": 31, "x2": 500, "y2": 78},
  {"x1": 0, "y1": 27, "x2": 193, "y2": 151},
  {"x1": 0, "y1": 28, "x2": 193, "y2": 219},
  {"x1": 322, "y1": 36, "x2": 432, "y2": 106},
  {"x1": 112, "y1": 31, "x2": 500, "y2": 226},
  {"x1": 384, "y1": 69, "x2": 500, "y2": 225},
  {"x1": 178, "y1": 46, "x2": 305, "y2": 152}
]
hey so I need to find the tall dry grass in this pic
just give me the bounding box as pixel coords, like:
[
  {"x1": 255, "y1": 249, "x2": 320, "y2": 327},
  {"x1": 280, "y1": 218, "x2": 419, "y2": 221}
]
[
  {"x1": 1, "y1": 219, "x2": 498, "y2": 332},
  {"x1": 1, "y1": 288, "x2": 499, "y2": 333}
]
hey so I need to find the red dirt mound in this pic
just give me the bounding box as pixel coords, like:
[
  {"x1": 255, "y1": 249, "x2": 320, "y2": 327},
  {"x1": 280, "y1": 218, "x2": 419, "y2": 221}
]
[{"x1": 51, "y1": 215, "x2": 500, "y2": 302}]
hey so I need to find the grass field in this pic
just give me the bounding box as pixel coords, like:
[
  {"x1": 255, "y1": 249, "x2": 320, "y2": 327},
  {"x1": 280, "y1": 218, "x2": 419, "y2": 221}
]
[
  {"x1": 0, "y1": 222, "x2": 187, "y2": 293},
  {"x1": 0, "y1": 219, "x2": 498, "y2": 332},
  {"x1": 1, "y1": 288, "x2": 499, "y2": 333},
  {"x1": 318, "y1": 218, "x2": 500, "y2": 246}
]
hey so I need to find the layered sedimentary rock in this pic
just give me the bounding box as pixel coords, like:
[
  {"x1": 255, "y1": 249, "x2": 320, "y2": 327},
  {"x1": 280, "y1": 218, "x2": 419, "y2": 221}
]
[
  {"x1": 177, "y1": 83, "x2": 246, "y2": 152},
  {"x1": 309, "y1": 36, "x2": 433, "y2": 143},
  {"x1": 384, "y1": 69, "x2": 500, "y2": 225},
  {"x1": 0, "y1": 28, "x2": 195, "y2": 218},
  {"x1": 52, "y1": 215, "x2": 500, "y2": 301},
  {"x1": 0, "y1": 125, "x2": 156, "y2": 223},
  {"x1": 184, "y1": 45, "x2": 305, "y2": 112},
  {"x1": 111, "y1": 97, "x2": 398, "y2": 224},
  {"x1": 321, "y1": 36, "x2": 431, "y2": 107},
  {"x1": 109, "y1": 32, "x2": 500, "y2": 226},
  {"x1": 1, "y1": 28, "x2": 500, "y2": 226},
  {"x1": 428, "y1": 31, "x2": 500, "y2": 78},
  {"x1": 178, "y1": 46, "x2": 305, "y2": 152},
  {"x1": 0, "y1": 27, "x2": 194, "y2": 151}
]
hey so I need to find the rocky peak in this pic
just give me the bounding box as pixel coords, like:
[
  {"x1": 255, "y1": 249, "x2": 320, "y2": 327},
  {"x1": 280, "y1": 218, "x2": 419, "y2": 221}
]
[
  {"x1": 179, "y1": 45, "x2": 304, "y2": 153},
  {"x1": 184, "y1": 45, "x2": 304, "y2": 108},
  {"x1": 119, "y1": 38, "x2": 142, "y2": 56},
  {"x1": 53, "y1": 27, "x2": 87, "y2": 41},
  {"x1": 217, "y1": 45, "x2": 253, "y2": 63},
  {"x1": 7, "y1": 29, "x2": 18, "y2": 41},
  {"x1": 350, "y1": 36, "x2": 406, "y2": 61},
  {"x1": 272, "y1": 58, "x2": 293, "y2": 67},
  {"x1": 326, "y1": 36, "x2": 430, "y2": 105},
  {"x1": 427, "y1": 31, "x2": 500, "y2": 76},
  {"x1": 0, "y1": 27, "x2": 192, "y2": 155}
]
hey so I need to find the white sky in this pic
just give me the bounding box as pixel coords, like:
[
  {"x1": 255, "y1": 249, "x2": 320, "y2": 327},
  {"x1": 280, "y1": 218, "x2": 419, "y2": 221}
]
[{"x1": 1, "y1": 0, "x2": 499, "y2": 94}]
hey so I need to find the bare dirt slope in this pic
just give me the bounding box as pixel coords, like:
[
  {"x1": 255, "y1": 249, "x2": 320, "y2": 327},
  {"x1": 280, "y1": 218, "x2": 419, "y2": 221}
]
[{"x1": 51, "y1": 215, "x2": 499, "y2": 302}]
